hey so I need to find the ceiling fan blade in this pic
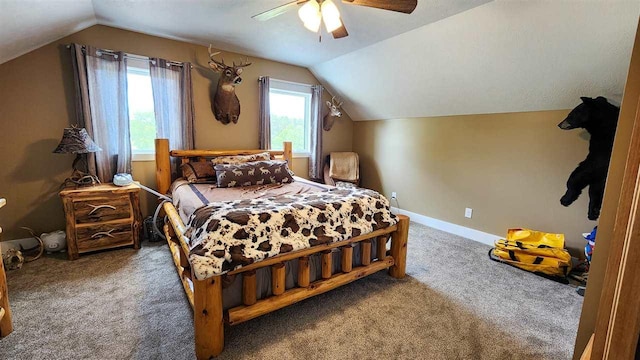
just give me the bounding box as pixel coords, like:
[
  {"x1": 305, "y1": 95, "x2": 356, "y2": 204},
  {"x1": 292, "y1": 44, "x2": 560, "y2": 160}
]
[
  {"x1": 252, "y1": 0, "x2": 309, "y2": 22},
  {"x1": 341, "y1": 0, "x2": 417, "y2": 14},
  {"x1": 332, "y1": 24, "x2": 349, "y2": 39}
]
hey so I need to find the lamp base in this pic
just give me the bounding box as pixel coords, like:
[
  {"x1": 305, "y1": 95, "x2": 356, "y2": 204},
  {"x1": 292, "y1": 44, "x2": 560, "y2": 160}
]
[
  {"x1": 61, "y1": 154, "x2": 100, "y2": 188},
  {"x1": 62, "y1": 169, "x2": 101, "y2": 188}
]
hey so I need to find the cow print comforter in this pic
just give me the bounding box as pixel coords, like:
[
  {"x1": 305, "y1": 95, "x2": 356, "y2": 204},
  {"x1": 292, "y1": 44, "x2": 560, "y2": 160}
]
[{"x1": 184, "y1": 186, "x2": 397, "y2": 280}]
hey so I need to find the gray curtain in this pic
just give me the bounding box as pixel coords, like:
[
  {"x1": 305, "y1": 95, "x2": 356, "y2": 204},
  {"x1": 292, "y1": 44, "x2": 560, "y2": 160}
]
[
  {"x1": 309, "y1": 85, "x2": 323, "y2": 180},
  {"x1": 258, "y1": 76, "x2": 271, "y2": 150},
  {"x1": 150, "y1": 58, "x2": 195, "y2": 176},
  {"x1": 72, "y1": 44, "x2": 131, "y2": 182},
  {"x1": 70, "y1": 44, "x2": 96, "y2": 176}
]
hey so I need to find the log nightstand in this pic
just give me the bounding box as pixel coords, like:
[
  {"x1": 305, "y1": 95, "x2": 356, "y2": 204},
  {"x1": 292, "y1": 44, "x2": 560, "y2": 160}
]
[{"x1": 59, "y1": 183, "x2": 142, "y2": 260}]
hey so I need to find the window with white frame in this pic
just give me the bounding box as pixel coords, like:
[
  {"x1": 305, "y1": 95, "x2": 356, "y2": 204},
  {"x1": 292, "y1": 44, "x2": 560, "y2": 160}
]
[
  {"x1": 126, "y1": 64, "x2": 156, "y2": 156},
  {"x1": 269, "y1": 80, "x2": 312, "y2": 155}
]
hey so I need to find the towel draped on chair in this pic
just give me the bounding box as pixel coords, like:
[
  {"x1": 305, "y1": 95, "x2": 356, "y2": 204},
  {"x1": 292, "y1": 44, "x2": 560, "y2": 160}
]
[{"x1": 329, "y1": 152, "x2": 359, "y2": 183}]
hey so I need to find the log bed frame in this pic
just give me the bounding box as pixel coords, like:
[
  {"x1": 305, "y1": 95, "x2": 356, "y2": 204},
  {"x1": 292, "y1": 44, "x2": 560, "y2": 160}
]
[{"x1": 154, "y1": 138, "x2": 409, "y2": 359}]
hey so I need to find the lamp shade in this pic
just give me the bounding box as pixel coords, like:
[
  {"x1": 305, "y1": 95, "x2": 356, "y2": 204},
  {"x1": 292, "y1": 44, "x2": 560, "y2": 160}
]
[{"x1": 53, "y1": 127, "x2": 101, "y2": 154}]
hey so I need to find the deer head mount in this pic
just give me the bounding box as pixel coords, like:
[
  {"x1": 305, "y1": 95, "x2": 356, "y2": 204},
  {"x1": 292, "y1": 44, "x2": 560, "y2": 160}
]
[
  {"x1": 323, "y1": 96, "x2": 344, "y2": 131},
  {"x1": 208, "y1": 45, "x2": 252, "y2": 125}
]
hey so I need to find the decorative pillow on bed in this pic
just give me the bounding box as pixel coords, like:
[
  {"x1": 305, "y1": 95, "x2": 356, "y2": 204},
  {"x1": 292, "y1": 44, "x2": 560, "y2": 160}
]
[
  {"x1": 215, "y1": 160, "x2": 294, "y2": 188},
  {"x1": 210, "y1": 152, "x2": 271, "y2": 165},
  {"x1": 181, "y1": 162, "x2": 217, "y2": 184}
]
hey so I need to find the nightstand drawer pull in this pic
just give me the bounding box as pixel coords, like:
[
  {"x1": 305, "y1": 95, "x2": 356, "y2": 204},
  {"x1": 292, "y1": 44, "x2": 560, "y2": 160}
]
[
  {"x1": 87, "y1": 204, "x2": 117, "y2": 215},
  {"x1": 91, "y1": 229, "x2": 116, "y2": 239}
]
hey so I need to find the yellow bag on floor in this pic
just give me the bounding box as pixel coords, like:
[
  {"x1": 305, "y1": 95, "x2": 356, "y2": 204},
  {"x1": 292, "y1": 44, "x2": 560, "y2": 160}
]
[
  {"x1": 489, "y1": 228, "x2": 572, "y2": 281},
  {"x1": 505, "y1": 228, "x2": 566, "y2": 248}
]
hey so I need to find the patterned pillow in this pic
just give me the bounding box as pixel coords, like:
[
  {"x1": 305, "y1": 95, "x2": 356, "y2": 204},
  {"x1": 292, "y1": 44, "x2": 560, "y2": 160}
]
[
  {"x1": 215, "y1": 160, "x2": 295, "y2": 188},
  {"x1": 211, "y1": 152, "x2": 271, "y2": 165},
  {"x1": 181, "y1": 162, "x2": 217, "y2": 184}
]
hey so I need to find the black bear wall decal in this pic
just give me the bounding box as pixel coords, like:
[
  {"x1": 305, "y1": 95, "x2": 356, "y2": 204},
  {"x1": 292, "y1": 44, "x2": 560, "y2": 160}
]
[{"x1": 558, "y1": 96, "x2": 619, "y2": 220}]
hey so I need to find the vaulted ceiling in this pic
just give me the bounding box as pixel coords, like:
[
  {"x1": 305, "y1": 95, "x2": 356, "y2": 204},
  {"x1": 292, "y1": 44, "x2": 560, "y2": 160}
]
[{"x1": 1, "y1": 0, "x2": 639, "y2": 121}]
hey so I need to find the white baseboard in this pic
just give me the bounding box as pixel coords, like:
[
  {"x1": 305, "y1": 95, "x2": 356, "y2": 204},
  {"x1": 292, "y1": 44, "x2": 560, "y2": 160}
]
[{"x1": 391, "y1": 207, "x2": 501, "y2": 247}]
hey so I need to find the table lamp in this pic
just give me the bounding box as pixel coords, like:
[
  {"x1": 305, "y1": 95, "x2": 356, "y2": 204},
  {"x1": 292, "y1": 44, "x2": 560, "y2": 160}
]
[{"x1": 53, "y1": 127, "x2": 102, "y2": 187}]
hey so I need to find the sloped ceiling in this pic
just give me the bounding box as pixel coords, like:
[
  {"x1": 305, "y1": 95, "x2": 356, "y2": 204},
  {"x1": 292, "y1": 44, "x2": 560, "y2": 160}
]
[
  {"x1": 0, "y1": 0, "x2": 491, "y2": 67},
  {"x1": 311, "y1": 0, "x2": 640, "y2": 120},
  {"x1": 93, "y1": 0, "x2": 491, "y2": 67},
  {"x1": 0, "y1": 0, "x2": 97, "y2": 64}
]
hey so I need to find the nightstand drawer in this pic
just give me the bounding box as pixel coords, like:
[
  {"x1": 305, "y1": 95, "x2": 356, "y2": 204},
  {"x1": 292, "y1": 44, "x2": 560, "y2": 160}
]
[
  {"x1": 75, "y1": 222, "x2": 134, "y2": 252},
  {"x1": 73, "y1": 196, "x2": 131, "y2": 224}
]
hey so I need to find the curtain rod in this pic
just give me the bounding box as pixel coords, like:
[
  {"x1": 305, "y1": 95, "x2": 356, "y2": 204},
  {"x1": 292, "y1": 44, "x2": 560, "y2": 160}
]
[
  {"x1": 261, "y1": 77, "x2": 318, "y2": 88},
  {"x1": 66, "y1": 44, "x2": 190, "y2": 68}
]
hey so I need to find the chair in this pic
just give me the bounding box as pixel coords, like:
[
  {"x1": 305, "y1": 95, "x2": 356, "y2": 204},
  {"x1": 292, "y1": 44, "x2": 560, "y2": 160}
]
[{"x1": 323, "y1": 152, "x2": 360, "y2": 186}]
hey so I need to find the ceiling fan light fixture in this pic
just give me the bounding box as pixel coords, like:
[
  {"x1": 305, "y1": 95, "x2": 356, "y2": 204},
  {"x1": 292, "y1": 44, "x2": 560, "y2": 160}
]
[
  {"x1": 321, "y1": 0, "x2": 342, "y2": 32},
  {"x1": 302, "y1": 15, "x2": 322, "y2": 32},
  {"x1": 299, "y1": 0, "x2": 321, "y2": 32}
]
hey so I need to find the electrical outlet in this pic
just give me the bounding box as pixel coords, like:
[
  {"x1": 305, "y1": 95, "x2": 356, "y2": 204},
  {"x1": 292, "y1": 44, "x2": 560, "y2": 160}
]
[
  {"x1": 465, "y1": 208, "x2": 473, "y2": 218},
  {"x1": 391, "y1": 192, "x2": 397, "y2": 199}
]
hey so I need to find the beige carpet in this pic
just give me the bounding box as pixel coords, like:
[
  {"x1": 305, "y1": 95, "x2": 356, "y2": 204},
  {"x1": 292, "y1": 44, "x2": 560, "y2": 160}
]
[{"x1": 0, "y1": 222, "x2": 583, "y2": 359}]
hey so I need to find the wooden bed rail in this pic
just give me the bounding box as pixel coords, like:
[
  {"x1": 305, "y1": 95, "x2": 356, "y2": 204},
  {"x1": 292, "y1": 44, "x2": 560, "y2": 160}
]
[{"x1": 228, "y1": 256, "x2": 396, "y2": 325}]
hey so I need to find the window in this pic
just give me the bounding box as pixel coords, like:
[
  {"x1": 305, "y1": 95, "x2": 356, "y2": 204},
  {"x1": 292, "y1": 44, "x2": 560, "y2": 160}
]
[
  {"x1": 269, "y1": 80, "x2": 312, "y2": 155},
  {"x1": 126, "y1": 65, "x2": 156, "y2": 157}
]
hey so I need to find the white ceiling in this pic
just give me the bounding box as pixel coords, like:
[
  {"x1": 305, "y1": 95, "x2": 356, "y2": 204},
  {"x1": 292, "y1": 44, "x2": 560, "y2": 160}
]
[
  {"x1": 95, "y1": 0, "x2": 492, "y2": 67},
  {"x1": 0, "y1": 0, "x2": 97, "y2": 65},
  {"x1": 0, "y1": 0, "x2": 491, "y2": 67},
  {"x1": 311, "y1": 0, "x2": 640, "y2": 120}
]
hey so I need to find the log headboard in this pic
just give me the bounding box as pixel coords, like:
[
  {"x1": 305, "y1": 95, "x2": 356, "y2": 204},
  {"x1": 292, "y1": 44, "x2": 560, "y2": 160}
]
[{"x1": 154, "y1": 139, "x2": 293, "y2": 194}]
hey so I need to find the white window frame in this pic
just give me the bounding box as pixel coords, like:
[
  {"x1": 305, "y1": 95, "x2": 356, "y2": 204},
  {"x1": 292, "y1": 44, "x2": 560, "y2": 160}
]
[
  {"x1": 126, "y1": 62, "x2": 156, "y2": 162},
  {"x1": 268, "y1": 80, "x2": 313, "y2": 157}
]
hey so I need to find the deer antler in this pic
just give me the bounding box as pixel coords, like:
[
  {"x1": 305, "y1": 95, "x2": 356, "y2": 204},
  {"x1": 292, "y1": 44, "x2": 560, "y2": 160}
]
[
  {"x1": 208, "y1": 44, "x2": 219, "y2": 57},
  {"x1": 208, "y1": 44, "x2": 251, "y2": 69},
  {"x1": 234, "y1": 57, "x2": 252, "y2": 68},
  {"x1": 208, "y1": 44, "x2": 226, "y2": 68},
  {"x1": 332, "y1": 96, "x2": 343, "y2": 107}
]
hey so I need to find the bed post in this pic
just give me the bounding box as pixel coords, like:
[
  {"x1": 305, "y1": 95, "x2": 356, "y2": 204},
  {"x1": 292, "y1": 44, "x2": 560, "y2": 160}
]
[
  {"x1": 194, "y1": 276, "x2": 224, "y2": 359},
  {"x1": 283, "y1": 141, "x2": 293, "y2": 165},
  {"x1": 389, "y1": 215, "x2": 409, "y2": 279},
  {"x1": 155, "y1": 138, "x2": 171, "y2": 195}
]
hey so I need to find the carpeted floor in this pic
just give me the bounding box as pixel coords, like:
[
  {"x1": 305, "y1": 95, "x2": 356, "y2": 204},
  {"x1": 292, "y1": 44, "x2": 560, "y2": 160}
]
[{"x1": 0, "y1": 222, "x2": 583, "y2": 359}]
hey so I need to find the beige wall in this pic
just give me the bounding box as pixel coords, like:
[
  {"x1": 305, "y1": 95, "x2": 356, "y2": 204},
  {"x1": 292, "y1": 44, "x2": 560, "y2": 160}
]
[
  {"x1": 353, "y1": 110, "x2": 595, "y2": 254},
  {"x1": 0, "y1": 25, "x2": 352, "y2": 239}
]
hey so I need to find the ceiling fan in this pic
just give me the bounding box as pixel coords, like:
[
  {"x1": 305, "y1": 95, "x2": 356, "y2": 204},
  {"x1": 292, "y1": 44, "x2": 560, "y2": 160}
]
[{"x1": 252, "y1": 0, "x2": 418, "y2": 39}]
